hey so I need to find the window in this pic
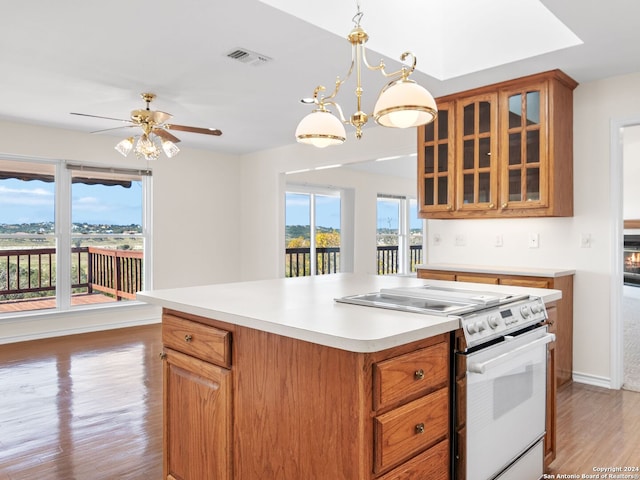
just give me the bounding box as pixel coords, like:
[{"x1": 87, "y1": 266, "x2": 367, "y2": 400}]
[
  {"x1": 285, "y1": 186, "x2": 341, "y2": 277},
  {"x1": 376, "y1": 195, "x2": 423, "y2": 275},
  {"x1": 0, "y1": 158, "x2": 151, "y2": 314}
]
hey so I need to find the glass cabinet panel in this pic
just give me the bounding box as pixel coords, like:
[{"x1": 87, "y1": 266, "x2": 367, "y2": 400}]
[
  {"x1": 503, "y1": 88, "x2": 543, "y2": 207},
  {"x1": 456, "y1": 95, "x2": 497, "y2": 209},
  {"x1": 419, "y1": 102, "x2": 454, "y2": 213}
]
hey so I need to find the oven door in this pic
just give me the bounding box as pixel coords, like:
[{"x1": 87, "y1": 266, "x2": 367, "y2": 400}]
[{"x1": 462, "y1": 327, "x2": 554, "y2": 480}]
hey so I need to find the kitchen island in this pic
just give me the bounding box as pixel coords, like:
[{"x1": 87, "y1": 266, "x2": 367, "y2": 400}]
[{"x1": 138, "y1": 274, "x2": 561, "y2": 480}]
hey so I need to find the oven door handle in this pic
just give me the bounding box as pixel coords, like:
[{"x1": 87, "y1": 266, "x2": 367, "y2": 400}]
[{"x1": 467, "y1": 333, "x2": 556, "y2": 374}]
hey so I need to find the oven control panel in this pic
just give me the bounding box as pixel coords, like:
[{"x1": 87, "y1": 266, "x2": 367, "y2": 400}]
[{"x1": 460, "y1": 296, "x2": 548, "y2": 348}]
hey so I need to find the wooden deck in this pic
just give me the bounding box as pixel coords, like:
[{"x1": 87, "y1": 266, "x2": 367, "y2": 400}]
[{"x1": 0, "y1": 293, "x2": 120, "y2": 313}]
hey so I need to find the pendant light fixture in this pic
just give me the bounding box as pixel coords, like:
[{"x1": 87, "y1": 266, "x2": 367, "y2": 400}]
[{"x1": 295, "y1": 2, "x2": 437, "y2": 148}]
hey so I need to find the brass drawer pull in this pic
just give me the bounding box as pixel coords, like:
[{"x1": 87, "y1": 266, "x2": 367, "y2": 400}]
[
  {"x1": 414, "y1": 369, "x2": 425, "y2": 380},
  {"x1": 184, "y1": 334, "x2": 193, "y2": 343},
  {"x1": 415, "y1": 423, "x2": 425, "y2": 434}
]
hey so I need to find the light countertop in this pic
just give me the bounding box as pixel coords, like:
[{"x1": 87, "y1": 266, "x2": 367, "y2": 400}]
[
  {"x1": 416, "y1": 263, "x2": 576, "y2": 278},
  {"x1": 137, "y1": 273, "x2": 561, "y2": 353}
]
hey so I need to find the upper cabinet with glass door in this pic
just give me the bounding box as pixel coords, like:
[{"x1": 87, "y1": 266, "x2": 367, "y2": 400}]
[
  {"x1": 417, "y1": 101, "x2": 455, "y2": 215},
  {"x1": 417, "y1": 70, "x2": 577, "y2": 219}
]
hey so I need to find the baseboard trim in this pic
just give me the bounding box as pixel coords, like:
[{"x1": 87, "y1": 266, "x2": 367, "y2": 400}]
[
  {"x1": 0, "y1": 303, "x2": 161, "y2": 345},
  {"x1": 572, "y1": 371, "x2": 613, "y2": 389}
]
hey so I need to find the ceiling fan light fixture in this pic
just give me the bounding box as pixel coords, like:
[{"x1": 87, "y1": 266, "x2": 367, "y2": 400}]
[
  {"x1": 115, "y1": 137, "x2": 134, "y2": 157},
  {"x1": 161, "y1": 139, "x2": 180, "y2": 158},
  {"x1": 134, "y1": 134, "x2": 161, "y2": 161},
  {"x1": 295, "y1": 109, "x2": 346, "y2": 148},
  {"x1": 374, "y1": 78, "x2": 438, "y2": 128}
]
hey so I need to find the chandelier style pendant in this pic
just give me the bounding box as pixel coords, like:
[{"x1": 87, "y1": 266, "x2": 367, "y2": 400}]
[{"x1": 295, "y1": 3, "x2": 437, "y2": 148}]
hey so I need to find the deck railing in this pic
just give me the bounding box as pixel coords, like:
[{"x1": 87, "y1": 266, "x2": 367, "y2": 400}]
[
  {"x1": 1, "y1": 247, "x2": 143, "y2": 301},
  {"x1": 285, "y1": 247, "x2": 340, "y2": 277},
  {"x1": 285, "y1": 245, "x2": 423, "y2": 277}
]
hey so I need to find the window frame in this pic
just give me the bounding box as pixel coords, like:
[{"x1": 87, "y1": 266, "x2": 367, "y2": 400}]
[
  {"x1": 285, "y1": 183, "x2": 349, "y2": 277},
  {"x1": 0, "y1": 156, "x2": 152, "y2": 315},
  {"x1": 377, "y1": 193, "x2": 423, "y2": 275}
]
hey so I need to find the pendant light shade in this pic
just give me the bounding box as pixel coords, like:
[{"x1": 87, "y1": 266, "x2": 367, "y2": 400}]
[
  {"x1": 295, "y1": 109, "x2": 346, "y2": 148},
  {"x1": 374, "y1": 78, "x2": 438, "y2": 128}
]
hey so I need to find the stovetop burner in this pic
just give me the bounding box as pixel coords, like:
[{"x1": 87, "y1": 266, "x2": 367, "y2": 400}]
[{"x1": 335, "y1": 285, "x2": 546, "y2": 348}]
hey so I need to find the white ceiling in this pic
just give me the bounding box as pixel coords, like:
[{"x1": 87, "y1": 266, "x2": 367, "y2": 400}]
[{"x1": 1, "y1": 0, "x2": 640, "y2": 156}]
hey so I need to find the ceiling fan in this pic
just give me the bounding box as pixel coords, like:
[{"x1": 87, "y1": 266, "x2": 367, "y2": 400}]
[{"x1": 71, "y1": 93, "x2": 222, "y2": 160}]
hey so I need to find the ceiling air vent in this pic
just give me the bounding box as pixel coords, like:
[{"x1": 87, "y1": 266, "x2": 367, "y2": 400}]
[{"x1": 226, "y1": 48, "x2": 273, "y2": 66}]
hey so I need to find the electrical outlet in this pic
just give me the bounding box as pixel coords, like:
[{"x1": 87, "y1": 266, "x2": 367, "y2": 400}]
[
  {"x1": 495, "y1": 234, "x2": 503, "y2": 247},
  {"x1": 528, "y1": 233, "x2": 539, "y2": 249},
  {"x1": 580, "y1": 233, "x2": 592, "y2": 248},
  {"x1": 455, "y1": 234, "x2": 467, "y2": 246},
  {"x1": 433, "y1": 233, "x2": 442, "y2": 246}
]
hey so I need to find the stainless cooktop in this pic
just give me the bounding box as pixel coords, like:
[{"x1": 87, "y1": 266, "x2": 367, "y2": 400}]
[{"x1": 335, "y1": 285, "x2": 529, "y2": 317}]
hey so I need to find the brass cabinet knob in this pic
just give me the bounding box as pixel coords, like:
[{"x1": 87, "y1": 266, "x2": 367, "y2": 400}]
[
  {"x1": 184, "y1": 334, "x2": 193, "y2": 343},
  {"x1": 502, "y1": 203, "x2": 508, "y2": 209},
  {"x1": 446, "y1": 204, "x2": 453, "y2": 211},
  {"x1": 415, "y1": 423, "x2": 425, "y2": 435},
  {"x1": 489, "y1": 203, "x2": 495, "y2": 209},
  {"x1": 414, "y1": 369, "x2": 425, "y2": 380},
  {"x1": 159, "y1": 352, "x2": 167, "y2": 360}
]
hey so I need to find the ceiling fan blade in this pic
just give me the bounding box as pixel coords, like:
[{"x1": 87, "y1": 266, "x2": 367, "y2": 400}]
[
  {"x1": 165, "y1": 124, "x2": 222, "y2": 136},
  {"x1": 152, "y1": 128, "x2": 181, "y2": 143},
  {"x1": 151, "y1": 110, "x2": 172, "y2": 124},
  {"x1": 70, "y1": 112, "x2": 132, "y2": 123},
  {"x1": 90, "y1": 125, "x2": 137, "y2": 134}
]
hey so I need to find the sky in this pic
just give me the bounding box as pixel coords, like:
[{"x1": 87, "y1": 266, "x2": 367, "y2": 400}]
[
  {"x1": 285, "y1": 192, "x2": 422, "y2": 230},
  {"x1": 0, "y1": 177, "x2": 142, "y2": 225}
]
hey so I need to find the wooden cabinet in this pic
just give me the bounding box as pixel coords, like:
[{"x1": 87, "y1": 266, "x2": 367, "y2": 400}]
[
  {"x1": 419, "y1": 101, "x2": 455, "y2": 214},
  {"x1": 161, "y1": 309, "x2": 451, "y2": 479},
  {"x1": 418, "y1": 70, "x2": 577, "y2": 219},
  {"x1": 456, "y1": 92, "x2": 498, "y2": 213},
  {"x1": 545, "y1": 306, "x2": 558, "y2": 467},
  {"x1": 162, "y1": 314, "x2": 233, "y2": 480},
  {"x1": 372, "y1": 342, "x2": 450, "y2": 475}
]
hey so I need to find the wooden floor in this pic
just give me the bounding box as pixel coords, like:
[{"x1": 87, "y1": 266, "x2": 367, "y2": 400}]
[
  {"x1": 0, "y1": 324, "x2": 639, "y2": 479},
  {"x1": 548, "y1": 382, "x2": 640, "y2": 473},
  {"x1": 0, "y1": 325, "x2": 163, "y2": 480}
]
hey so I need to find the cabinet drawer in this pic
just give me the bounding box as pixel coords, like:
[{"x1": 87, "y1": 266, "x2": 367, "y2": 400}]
[
  {"x1": 373, "y1": 341, "x2": 448, "y2": 410},
  {"x1": 499, "y1": 277, "x2": 550, "y2": 289},
  {"x1": 456, "y1": 274, "x2": 499, "y2": 284},
  {"x1": 163, "y1": 314, "x2": 231, "y2": 368},
  {"x1": 377, "y1": 439, "x2": 449, "y2": 480},
  {"x1": 374, "y1": 388, "x2": 449, "y2": 473},
  {"x1": 417, "y1": 270, "x2": 456, "y2": 281}
]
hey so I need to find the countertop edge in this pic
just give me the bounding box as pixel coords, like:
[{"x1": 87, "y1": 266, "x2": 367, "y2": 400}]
[{"x1": 136, "y1": 292, "x2": 460, "y2": 353}]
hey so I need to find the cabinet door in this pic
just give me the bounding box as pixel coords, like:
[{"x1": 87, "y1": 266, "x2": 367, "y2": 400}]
[
  {"x1": 499, "y1": 83, "x2": 549, "y2": 212},
  {"x1": 455, "y1": 93, "x2": 498, "y2": 213},
  {"x1": 544, "y1": 307, "x2": 557, "y2": 467},
  {"x1": 163, "y1": 348, "x2": 232, "y2": 480},
  {"x1": 418, "y1": 101, "x2": 455, "y2": 215}
]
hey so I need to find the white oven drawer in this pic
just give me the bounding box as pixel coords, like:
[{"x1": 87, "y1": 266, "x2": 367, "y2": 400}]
[
  {"x1": 462, "y1": 327, "x2": 549, "y2": 480},
  {"x1": 495, "y1": 440, "x2": 543, "y2": 480}
]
